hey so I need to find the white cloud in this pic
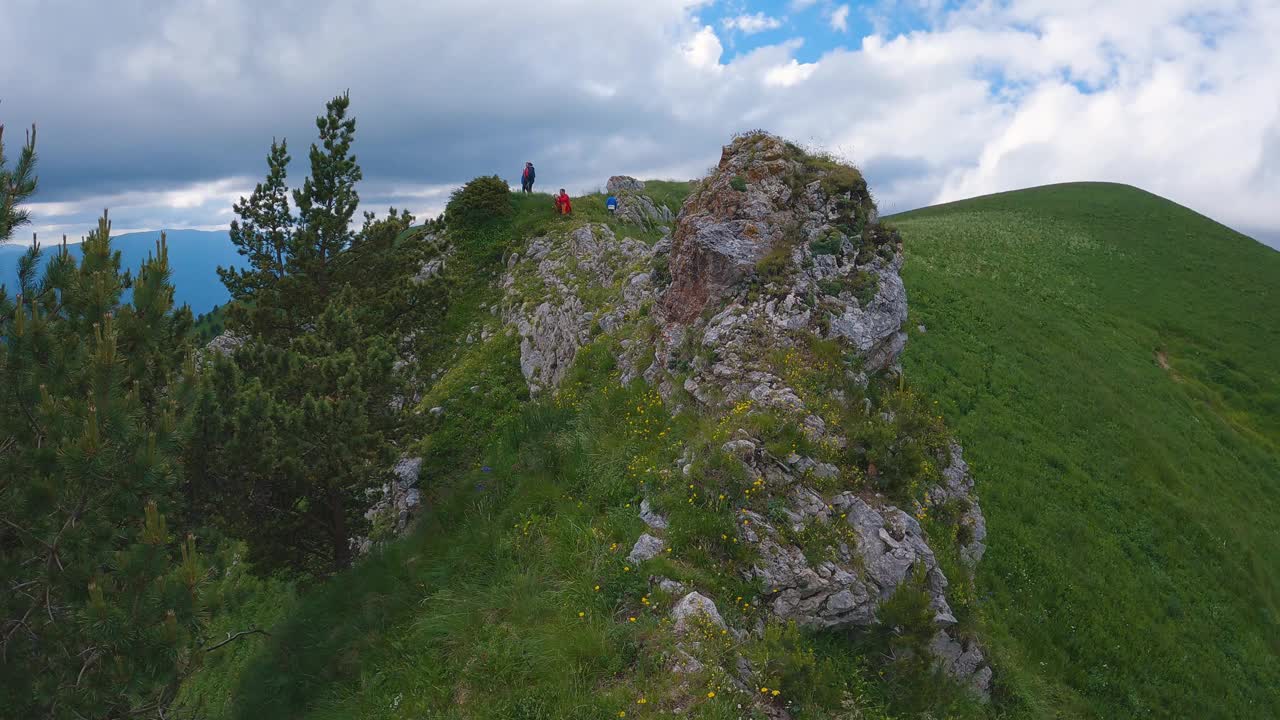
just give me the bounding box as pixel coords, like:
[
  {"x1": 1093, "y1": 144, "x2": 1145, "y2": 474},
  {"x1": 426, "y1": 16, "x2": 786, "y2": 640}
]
[
  {"x1": 683, "y1": 25, "x2": 725, "y2": 70},
  {"x1": 830, "y1": 4, "x2": 851, "y2": 32},
  {"x1": 2, "y1": 0, "x2": 1278, "y2": 247},
  {"x1": 723, "y1": 12, "x2": 784, "y2": 34},
  {"x1": 764, "y1": 60, "x2": 819, "y2": 87}
]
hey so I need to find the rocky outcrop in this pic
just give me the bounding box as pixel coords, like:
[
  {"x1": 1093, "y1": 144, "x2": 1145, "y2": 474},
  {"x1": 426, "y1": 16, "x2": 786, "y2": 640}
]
[
  {"x1": 201, "y1": 331, "x2": 245, "y2": 363},
  {"x1": 354, "y1": 456, "x2": 424, "y2": 555},
  {"x1": 932, "y1": 442, "x2": 988, "y2": 566},
  {"x1": 607, "y1": 175, "x2": 675, "y2": 228},
  {"x1": 645, "y1": 133, "x2": 908, "y2": 414},
  {"x1": 494, "y1": 133, "x2": 989, "y2": 699},
  {"x1": 502, "y1": 224, "x2": 654, "y2": 394},
  {"x1": 727, "y1": 435, "x2": 993, "y2": 697}
]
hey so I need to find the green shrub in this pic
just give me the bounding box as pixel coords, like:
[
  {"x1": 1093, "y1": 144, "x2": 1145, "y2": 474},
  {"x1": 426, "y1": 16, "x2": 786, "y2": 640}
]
[
  {"x1": 730, "y1": 175, "x2": 748, "y2": 192},
  {"x1": 819, "y1": 271, "x2": 879, "y2": 306},
  {"x1": 445, "y1": 174, "x2": 514, "y2": 226},
  {"x1": 810, "y1": 230, "x2": 843, "y2": 256},
  {"x1": 756, "y1": 244, "x2": 793, "y2": 286},
  {"x1": 650, "y1": 253, "x2": 671, "y2": 287}
]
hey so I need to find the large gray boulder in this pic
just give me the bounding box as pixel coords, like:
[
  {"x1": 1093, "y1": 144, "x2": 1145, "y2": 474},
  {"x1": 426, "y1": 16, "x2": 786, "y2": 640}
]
[
  {"x1": 607, "y1": 175, "x2": 646, "y2": 194},
  {"x1": 607, "y1": 175, "x2": 675, "y2": 228}
]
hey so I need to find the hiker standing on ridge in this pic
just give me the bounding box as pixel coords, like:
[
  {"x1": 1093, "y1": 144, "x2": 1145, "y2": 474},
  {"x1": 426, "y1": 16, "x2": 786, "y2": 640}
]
[
  {"x1": 555, "y1": 188, "x2": 572, "y2": 215},
  {"x1": 521, "y1": 161, "x2": 536, "y2": 193}
]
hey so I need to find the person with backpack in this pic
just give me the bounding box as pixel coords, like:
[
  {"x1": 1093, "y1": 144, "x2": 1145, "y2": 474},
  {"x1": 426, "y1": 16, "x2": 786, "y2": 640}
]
[
  {"x1": 555, "y1": 188, "x2": 572, "y2": 215},
  {"x1": 521, "y1": 162, "x2": 536, "y2": 193}
]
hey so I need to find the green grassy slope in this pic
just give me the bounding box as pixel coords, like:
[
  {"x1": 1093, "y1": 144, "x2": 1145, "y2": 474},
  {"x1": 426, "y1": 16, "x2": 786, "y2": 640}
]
[
  {"x1": 892, "y1": 182, "x2": 1280, "y2": 718},
  {"x1": 176, "y1": 180, "x2": 1279, "y2": 720},
  {"x1": 175, "y1": 178, "x2": 986, "y2": 720}
]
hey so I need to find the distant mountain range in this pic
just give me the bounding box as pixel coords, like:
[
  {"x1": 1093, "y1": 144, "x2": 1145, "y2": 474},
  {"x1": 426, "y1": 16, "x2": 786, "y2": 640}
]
[{"x1": 0, "y1": 229, "x2": 242, "y2": 316}]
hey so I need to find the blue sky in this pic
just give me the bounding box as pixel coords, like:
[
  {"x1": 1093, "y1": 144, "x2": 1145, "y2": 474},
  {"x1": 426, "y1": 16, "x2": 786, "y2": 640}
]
[
  {"x1": 1, "y1": 0, "x2": 1277, "y2": 248},
  {"x1": 698, "y1": 0, "x2": 956, "y2": 63}
]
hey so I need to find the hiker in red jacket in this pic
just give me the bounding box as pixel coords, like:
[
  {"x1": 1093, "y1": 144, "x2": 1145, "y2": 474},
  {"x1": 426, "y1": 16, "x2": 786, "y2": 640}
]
[{"x1": 555, "y1": 188, "x2": 572, "y2": 215}]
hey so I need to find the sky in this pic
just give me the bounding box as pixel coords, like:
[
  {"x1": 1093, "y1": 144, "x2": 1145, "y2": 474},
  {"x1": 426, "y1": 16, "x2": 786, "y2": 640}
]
[{"x1": 1, "y1": 0, "x2": 1278, "y2": 249}]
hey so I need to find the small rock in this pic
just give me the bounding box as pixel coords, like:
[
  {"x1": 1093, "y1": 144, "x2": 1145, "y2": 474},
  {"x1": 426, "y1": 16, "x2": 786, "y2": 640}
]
[
  {"x1": 429, "y1": 406, "x2": 444, "y2": 417},
  {"x1": 627, "y1": 533, "x2": 666, "y2": 563},
  {"x1": 640, "y1": 499, "x2": 669, "y2": 530},
  {"x1": 654, "y1": 577, "x2": 687, "y2": 594},
  {"x1": 671, "y1": 592, "x2": 726, "y2": 635}
]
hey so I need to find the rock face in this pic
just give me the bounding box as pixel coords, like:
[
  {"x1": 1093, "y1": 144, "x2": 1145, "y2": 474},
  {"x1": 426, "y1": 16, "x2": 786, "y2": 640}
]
[
  {"x1": 934, "y1": 442, "x2": 988, "y2": 566},
  {"x1": 502, "y1": 224, "x2": 652, "y2": 394},
  {"x1": 727, "y1": 435, "x2": 993, "y2": 697},
  {"x1": 354, "y1": 456, "x2": 424, "y2": 555},
  {"x1": 646, "y1": 133, "x2": 909, "y2": 414}
]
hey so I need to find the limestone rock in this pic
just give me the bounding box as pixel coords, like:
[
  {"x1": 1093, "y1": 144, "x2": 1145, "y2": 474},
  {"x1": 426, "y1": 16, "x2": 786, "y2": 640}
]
[
  {"x1": 639, "y1": 499, "x2": 669, "y2": 530},
  {"x1": 503, "y1": 223, "x2": 659, "y2": 395},
  {"x1": 671, "y1": 592, "x2": 727, "y2": 635},
  {"x1": 354, "y1": 456, "x2": 424, "y2": 554},
  {"x1": 930, "y1": 442, "x2": 988, "y2": 566},
  {"x1": 627, "y1": 533, "x2": 666, "y2": 564},
  {"x1": 607, "y1": 175, "x2": 646, "y2": 194},
  {"x1": 930, "y1": 631, "x2": 993, "y2": 698},
  {"x1": 203, "y1": 331, "x2": 245, "y2": 361},
  {"x1": 646, "y1": 133, "x2": 908, "y2": 410},
  {"x1": 607, "y1": 176, "x2": 675, "y2": 227}
]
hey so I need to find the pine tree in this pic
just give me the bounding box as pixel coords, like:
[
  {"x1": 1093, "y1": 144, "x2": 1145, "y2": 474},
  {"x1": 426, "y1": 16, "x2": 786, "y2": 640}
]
[
  {"x1": 217, "y1": 139, "x2": 294, "y2": 339},
  {"x1": 0, "y1": 121, "x2": 38, "y2": 244},
  {"x1": 0, "y1": 208, "x2": 206, "y2": 717},
  {"x1": 195, "y1": 93, "x2": 429, "y2": 575}
]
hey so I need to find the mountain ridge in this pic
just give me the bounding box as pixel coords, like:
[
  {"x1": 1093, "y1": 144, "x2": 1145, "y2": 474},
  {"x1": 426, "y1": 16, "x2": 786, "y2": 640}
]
[{"x1": 0, "y1": 228, "x2": 241, "y2": 314}]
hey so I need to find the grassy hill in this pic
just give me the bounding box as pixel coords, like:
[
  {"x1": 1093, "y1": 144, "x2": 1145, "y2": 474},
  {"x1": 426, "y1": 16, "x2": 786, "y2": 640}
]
[
  {"x1": 892, "y1": 182, "x2": 1280, "y2": 718},
  {"x1": 174, "y1": 181, "x2": 1279, "y2": 720}
]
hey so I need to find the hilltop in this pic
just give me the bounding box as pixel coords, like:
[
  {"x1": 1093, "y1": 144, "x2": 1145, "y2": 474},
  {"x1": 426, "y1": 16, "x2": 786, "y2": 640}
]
[{"x1": 894, "y1": 182, "x2": 1280, "y2": 717}]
